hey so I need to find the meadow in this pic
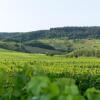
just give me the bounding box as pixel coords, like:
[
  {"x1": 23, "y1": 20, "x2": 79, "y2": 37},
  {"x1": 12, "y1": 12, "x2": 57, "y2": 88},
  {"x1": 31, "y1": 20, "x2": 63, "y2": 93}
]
[{"x1": 0, "y1": 50, "x2": 100, "y2": 99}]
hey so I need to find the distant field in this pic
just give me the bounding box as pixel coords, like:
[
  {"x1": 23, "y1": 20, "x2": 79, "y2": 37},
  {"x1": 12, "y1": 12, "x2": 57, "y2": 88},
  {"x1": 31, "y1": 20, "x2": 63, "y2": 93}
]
[
  {"x1": 0, "y1": 38, "x2": 100, "y2": 56},
  {"x1": 39, "y1": 39, "x2": 100, "y2": 50}
]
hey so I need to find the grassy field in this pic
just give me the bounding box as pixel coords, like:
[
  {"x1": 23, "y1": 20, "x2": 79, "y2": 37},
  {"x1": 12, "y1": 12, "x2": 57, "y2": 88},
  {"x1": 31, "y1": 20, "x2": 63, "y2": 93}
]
[
  {"x1": 39, "y1": 39, "x2": 100, "y2": 50},
  {"x1": 0, "y1": 50, "x2": 100, "y2": 99}
]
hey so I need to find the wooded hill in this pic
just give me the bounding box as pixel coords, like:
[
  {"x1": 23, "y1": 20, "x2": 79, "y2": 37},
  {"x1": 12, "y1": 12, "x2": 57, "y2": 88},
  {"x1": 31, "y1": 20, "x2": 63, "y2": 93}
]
[
  {"x1": 0, "y1": 27, "x2": 100, "y2": 57},
  {"x1": 0, "y1": 27, "x2": 100, "y2": 41}
]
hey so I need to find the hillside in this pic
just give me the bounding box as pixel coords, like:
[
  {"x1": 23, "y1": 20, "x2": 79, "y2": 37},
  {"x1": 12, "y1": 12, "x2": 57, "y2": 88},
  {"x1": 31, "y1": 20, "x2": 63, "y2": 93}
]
[
  {"x1": 0, "y1": 27, "x2": 100, "y2": 40},
  {"x1": 0, "y1": 27, "x2": 100, "y2": 56}
]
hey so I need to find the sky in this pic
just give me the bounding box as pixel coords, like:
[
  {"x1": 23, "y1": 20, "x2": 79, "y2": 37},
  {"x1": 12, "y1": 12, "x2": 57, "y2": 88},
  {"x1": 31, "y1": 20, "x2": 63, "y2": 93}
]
[{"x1": 0, "y1": 0, "x2": 100, "y2": 32}]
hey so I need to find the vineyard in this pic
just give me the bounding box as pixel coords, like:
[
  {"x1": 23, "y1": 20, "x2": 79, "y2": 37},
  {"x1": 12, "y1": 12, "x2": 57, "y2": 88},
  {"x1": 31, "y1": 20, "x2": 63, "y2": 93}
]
[{"x1": 0, "y1": 51, "x2": 100, "y2": 100}]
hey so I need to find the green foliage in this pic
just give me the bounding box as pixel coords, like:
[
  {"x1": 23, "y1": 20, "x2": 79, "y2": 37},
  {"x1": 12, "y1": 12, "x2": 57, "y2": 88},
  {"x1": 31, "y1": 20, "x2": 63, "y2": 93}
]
[
  {"x1": 85, "y1": 88, "x2": 100, "y2": 100},
  {"x1": 26, "y1": 77, "x2": 85, "y2": 100},
  {"x1": 0, "y1": 73, "x2": 100, "y2": 100},
  {"x1": 67, "y1": 48, "x2": 100, "y2": 57},
  {"x1": 1, "y1": 27, "x2": 100, "y2": 41},
  {"x1": 0, "y1": 51, "x2": 100, "y2": 99}
]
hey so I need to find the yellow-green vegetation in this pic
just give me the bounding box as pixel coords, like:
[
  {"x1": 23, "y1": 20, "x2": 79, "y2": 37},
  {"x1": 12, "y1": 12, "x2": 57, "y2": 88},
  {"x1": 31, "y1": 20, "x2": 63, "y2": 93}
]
[
  {"x1": 0, "y1": 50, "x2": 100, "y2": 99},
  {"x1": 39, "y1": 39, "x2": 100, "y2": 50}
]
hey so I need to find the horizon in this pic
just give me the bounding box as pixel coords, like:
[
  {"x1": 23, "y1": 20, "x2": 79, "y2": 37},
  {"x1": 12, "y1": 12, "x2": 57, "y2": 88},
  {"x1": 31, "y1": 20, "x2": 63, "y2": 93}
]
[
  {"x1": 0, "y1": 26, "x2": 100, "y2": 33},
  {"x1": 0, "y1": 0, "x2": 100, "y2": 32}
]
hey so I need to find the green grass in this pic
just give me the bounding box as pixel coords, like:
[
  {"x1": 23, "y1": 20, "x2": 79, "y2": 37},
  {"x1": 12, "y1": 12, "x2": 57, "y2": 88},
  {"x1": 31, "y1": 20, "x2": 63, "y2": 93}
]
[
  {"x1": 0, "y1": 39, "x2": 100, "y2": 55},
  {"x1": 39, "y1": 38, "x2": 100, "y2": 50},
  {"x1": 0, "y1": 50, "x2": 100, "y2": 99}
]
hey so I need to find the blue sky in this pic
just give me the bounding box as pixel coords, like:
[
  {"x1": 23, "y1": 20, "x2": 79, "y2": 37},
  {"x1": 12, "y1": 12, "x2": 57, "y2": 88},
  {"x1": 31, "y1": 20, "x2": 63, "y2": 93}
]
[{"x1": 0, "y1": 0, "x2": 100, "y2": 32}]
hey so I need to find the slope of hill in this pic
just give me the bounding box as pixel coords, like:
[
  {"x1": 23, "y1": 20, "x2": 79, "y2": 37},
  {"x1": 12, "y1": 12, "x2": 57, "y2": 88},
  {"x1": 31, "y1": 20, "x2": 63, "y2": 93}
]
[
  {"x1": 0, "y1": 27, "x2": 100, "y2": 41},
  {"x1": 0, "y1": 27, "x2": 100, "y2": 56}
]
